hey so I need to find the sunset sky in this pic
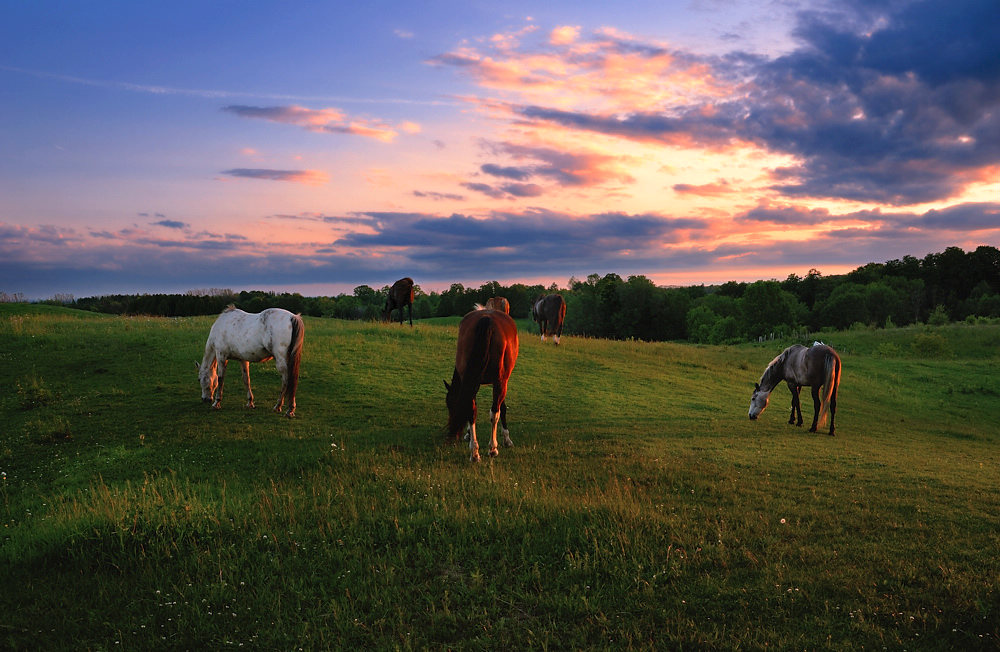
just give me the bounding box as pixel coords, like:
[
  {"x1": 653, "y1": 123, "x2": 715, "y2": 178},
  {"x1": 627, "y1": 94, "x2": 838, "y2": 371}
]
[{"x1": 2, "y1": 0, "x2": 998, "y2": 299}]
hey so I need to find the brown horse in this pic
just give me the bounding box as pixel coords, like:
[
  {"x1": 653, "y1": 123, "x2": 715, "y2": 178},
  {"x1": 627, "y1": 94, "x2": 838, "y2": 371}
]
[
  {"x1": 531, "y1": 294, "x2": 566, "y2": 344},
  {"x1": 383, "y1": 277, "x2": 414, "y2": 326},
  {"x1": 749, "y1": 343, "x2": 842, "y2": 435},
  {"x1": 484, "y1": 296, "x2": 510, "y2": 314},
  {"x1": 445, "y1": 309, "x2": 519, "y2": 462}
]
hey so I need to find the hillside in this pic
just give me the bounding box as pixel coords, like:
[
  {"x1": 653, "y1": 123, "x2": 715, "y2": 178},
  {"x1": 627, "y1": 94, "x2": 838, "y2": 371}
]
[{"x1": 1, "y1": 305, "x2": 998, "y2": 649}]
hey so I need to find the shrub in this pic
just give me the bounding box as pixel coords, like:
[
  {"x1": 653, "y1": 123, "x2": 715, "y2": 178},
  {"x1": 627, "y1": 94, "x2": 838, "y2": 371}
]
[
  {"x1": 910, "y1": 332, "x2": 951, "y2": 358},
  {"x1": 927, "y1": 305, "x2": 949, "y2": 326}
]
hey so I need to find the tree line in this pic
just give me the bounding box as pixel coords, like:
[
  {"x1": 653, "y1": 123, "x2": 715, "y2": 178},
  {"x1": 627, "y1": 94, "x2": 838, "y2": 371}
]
[{"x1": 43, "y1": 245, "x2": 1000, "y2": 343}]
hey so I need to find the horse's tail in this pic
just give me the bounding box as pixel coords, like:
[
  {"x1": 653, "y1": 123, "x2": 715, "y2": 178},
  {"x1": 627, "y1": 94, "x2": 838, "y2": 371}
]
[
  {"x1": 465, "y1": 315, "x2": 495, "y2": 389},
  {"x1": 286, "y1": 313, "x2": 305, "y2": 398},
  {"x1": 817, "y1": 351, "x2": 841, "y2": 428}
]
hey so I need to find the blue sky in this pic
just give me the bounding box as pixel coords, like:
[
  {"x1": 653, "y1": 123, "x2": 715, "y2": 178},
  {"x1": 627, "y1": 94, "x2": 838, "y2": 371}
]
[{"x1": 1, "y1": 0, "x2": 998, "y2": 299}]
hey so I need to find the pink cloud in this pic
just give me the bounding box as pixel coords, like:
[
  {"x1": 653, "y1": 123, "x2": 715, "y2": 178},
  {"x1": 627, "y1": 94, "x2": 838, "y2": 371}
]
[{"x1": 222, "y1": 104, "x2": 412, "y2": 143}]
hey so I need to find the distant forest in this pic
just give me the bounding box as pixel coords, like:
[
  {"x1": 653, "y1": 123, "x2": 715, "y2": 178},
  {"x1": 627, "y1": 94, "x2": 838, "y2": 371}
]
[{"x1": 32, "y1": 245, "x2": 1000, "y2": 343}]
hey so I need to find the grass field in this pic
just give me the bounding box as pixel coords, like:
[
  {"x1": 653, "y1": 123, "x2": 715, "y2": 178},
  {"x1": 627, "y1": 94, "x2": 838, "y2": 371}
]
[{"x1": 2, "y1": 304, "x2": 998, "y2": 649}]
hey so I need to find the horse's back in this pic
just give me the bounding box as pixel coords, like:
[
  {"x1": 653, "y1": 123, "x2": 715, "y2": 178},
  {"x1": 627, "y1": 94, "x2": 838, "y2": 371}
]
[
  {"x1": 457, "y1": 310, "x2": 518, "y2": 382},
  {"x1": 798, "y1": 344, "x2": 839, "y2": 384},
  {"x1": 209, "y1": 307, "x2": 296, "y2": 362}
]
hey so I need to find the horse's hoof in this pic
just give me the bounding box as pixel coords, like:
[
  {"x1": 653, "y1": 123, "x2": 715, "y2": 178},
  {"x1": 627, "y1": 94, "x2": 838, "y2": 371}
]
[
  {"x1": 285, "y1": 411, "x2": 296, "y2": 418},
  {"x1": 470, "y1": 453, "x2": 480, "y2": 463},
  {"x1": 212, "y1": 403, "x2": 222, "y2": 410},
  {"x1": 489, "y1": 448, "x2": 499, "y2": 457}
]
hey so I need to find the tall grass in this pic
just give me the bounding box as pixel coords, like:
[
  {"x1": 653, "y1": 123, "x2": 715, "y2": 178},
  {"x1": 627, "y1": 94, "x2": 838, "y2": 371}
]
[{"x1": 1, "y1": 304, "x2": 998, "y2": 649}]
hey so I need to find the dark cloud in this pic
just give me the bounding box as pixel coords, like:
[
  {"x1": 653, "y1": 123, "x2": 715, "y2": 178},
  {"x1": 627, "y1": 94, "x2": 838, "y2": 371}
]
[
  {"x1": 221, "y1": 168, "x2": 328, "y2": 185},
  {"x1": 673, "y1": 180, "x2": 733, "y2": 197},
  {"x1": 461, "y1": 182, "x2": 508, "y2": 199},
  {"x1": 152, "y1": 219, "x2": 188, "y2": 230},
  {"x1": 918, "y1": 202, "x2": 1000, "y2": 230},
  {"x1": 481, "y1": 163, "x2": 532, "y2": 181},
  {"x1": 413, "y1": 190, "x2": 466, "y2": 201},
  {"x1": 508, "y1": 0, "x2": 1000, "y2": 205},
  {"x1": 737, "y1": 205, "x2": 833, "y2": 225}
]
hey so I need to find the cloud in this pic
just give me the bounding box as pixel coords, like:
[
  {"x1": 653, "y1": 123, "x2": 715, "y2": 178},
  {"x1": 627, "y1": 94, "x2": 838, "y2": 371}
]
[
  {"x1": 673, "y1": 180, "x2": 734, "y2": 197},
  {"x1": 413, "y1": 190, "x2": 466, "y2": 201},
  {"x1": 222, "y1": 104, "x2": 409, "y2": 142},
  {"x1": 438, "y1": 1, "x2": 1000, "y2": 206},
  {"x1": 481, "y1": 163, "x2": 533, "y2": 181},
  {"x1": 737, "y1": 204, "x2": 833, "y2": 226},
  {"x1": 152, "y1": 219, "x2": 189, "y2": 230},
  {"x1": 220, "y1": 168, "x2": 329, "y2": 185},
  {"x1": 3, "y1": 202, "x2": 998, "y2": 298}
]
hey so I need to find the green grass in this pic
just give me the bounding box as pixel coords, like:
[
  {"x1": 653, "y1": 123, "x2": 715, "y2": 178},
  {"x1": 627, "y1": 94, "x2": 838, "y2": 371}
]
[{"x1": 1, "y1": 304, "x2": 998, "y2": 649}]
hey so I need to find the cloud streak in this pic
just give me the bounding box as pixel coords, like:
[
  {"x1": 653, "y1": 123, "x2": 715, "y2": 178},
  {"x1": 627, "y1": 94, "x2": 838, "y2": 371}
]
[
  {"x1": 220, "y1": 168, "x2": 330, "y2": 185},
  {"x1": 222, "y1": 104, "x2": 412, "y2": 142}
]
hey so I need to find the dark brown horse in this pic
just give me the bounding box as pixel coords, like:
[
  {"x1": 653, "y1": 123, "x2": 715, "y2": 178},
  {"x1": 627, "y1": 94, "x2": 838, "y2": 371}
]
[
  {"x1": 749, "y1": 343, "x2": 842, "y2": 435},
  {"x1": 445, "y1": 309, "x2": 519, "y2": 462},
  {"x1": 383, "y1": 277, "x2": 414, "y2": 326},
  {"x1": 531, "y1": 294, "x2": 566, "y2": 345}
]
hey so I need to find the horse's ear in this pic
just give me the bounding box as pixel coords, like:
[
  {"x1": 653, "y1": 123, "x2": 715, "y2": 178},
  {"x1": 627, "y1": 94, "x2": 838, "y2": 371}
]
[
  {"x1": 443, "y1": 380, "x2": 451, "y2": 391},
  {"x1": 754, "y1": 382, "x2": 760, "y2": 391},
  {"x1": 195, "y1": 361, "x2": 201, "y2": 371}
]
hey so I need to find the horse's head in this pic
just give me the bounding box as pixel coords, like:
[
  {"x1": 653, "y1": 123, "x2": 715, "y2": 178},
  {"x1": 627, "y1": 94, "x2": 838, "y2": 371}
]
[
  {"x1": 444, "y1": 377, "x2": 474, "y2": 439},
  {"x1": 196, "y1": 360, "x2": 218, "y2": 403},
  {"x1": 748, "y1": 382, "x2": 770, "y2": 420}
]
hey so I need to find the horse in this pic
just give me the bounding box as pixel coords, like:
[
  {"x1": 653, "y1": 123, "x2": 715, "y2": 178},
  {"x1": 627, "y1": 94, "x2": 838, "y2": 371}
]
[
  {"x1": 531, "y1": 294, "x2": 566, "y2": 344},
  {"x1": 383, "y1": 277, "x2": 414, "y2": 326},
  {"x1": 748, "y1": 343, "x2": 841, "y2": 436},
  {"x1": 484, "y1": 296, "x2": 510, "y2": 314},
  {"x1": 196, "y1": 306, "x2": 304, "y2": 418},
  {"x1": 444, "y1": 309, "x2": 519, "y2": 462}
]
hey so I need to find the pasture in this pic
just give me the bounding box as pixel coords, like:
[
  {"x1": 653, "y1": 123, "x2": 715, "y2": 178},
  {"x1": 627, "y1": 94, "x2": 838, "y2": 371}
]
[{"x1": 1, "y1": 304, "x2": 998, "y2": 649}]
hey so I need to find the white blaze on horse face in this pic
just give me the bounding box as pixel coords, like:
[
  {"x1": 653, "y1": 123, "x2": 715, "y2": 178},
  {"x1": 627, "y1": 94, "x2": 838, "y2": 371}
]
[
  {"x1": 198, "y1": 362, "x2": 218, "y2": 402},
  {"x1": 749, "y1": 389, "x2": 770, "y2": 419}
]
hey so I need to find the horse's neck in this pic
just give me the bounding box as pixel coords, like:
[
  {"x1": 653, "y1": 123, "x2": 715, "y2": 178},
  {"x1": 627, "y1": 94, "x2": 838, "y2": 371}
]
[
  {"x1": 760, "y1": 356, "x2": 785, "y2": 392},
  {"x1": 201, "y1": 340, "x2": 219, "y2": 368}
]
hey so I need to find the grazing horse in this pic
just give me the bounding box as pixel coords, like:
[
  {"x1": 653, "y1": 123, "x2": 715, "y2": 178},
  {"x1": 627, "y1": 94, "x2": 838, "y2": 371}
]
[
  {"x1": 484, "y1": 296, "x2": 510, "y2": 314},
  {"x1": 531, "y1": 294, "x2": 566, "y2": 344},
  {"x1": 383, "y1": 277, "x2": 415, "y2": 326},
  {"x1": 445, "y1": 309, "x2": 519, "y2": 462},
  {"x1": 196, "y1": 306, "x2": 304, "y2": 418},
  {"x1": 748, "y1": 343, "x2": 841, "y2": 436}
]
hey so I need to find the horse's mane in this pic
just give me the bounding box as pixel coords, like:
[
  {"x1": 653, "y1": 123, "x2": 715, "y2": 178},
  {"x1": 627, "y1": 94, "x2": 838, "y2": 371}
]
[
  {"x1": 759, "y1": 351, "x2": 787, "y2": 390},
  {"x1": 473, "y1": 303, "x2": 487, "y2": 311},
  {"x1": 222, "y1": 304, "x2": 237, "y2": 313}
]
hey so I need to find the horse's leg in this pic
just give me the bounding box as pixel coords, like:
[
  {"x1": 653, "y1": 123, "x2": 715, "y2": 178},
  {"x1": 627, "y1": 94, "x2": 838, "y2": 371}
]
[
  {"x1": 241, "y1": 360, "x2": 255, "y2": 408},
  {"x1": 273, "y1": 357, "x2": 287, "y2": 415},
  {"x1": 808, "y1": 385, "x2": 821, "y2": 432},
  {"x1": 787, "y1": 382, "x2": 798, "y2": 425},
  {"x1": 285, "y1": 369, "x2": 296, "y2": 419},
  {"x1": 540, "y1": 319, "x2": 547, "y2": 342},
  {"x1": 499, "y1": 400, "x2": 512, "y2": 448},
  {"x1": 213, "y1": 357, "x2": 227, "y2": 409},
  {"x1": 407, "y1": 302, "x2": 413, "y2": 327},
  {"x1": 468, "y1": 400, "x2": 480, "y2": 462}
]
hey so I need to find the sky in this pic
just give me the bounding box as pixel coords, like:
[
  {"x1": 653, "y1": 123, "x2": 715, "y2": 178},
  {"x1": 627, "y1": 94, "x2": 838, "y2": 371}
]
[{"x1": 1, "y1": 0, "x2": 998, "y2": 300}]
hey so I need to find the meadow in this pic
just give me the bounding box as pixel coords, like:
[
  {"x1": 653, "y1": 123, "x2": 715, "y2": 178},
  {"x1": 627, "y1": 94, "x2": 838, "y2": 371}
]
[{"x1": 1, "y1": 303, "x2": 998, "y2": 650}]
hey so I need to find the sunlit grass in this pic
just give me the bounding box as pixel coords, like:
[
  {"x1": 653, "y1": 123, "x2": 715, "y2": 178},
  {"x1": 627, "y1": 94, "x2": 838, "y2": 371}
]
[{"x1": 1, "y1": 304, "x2": 998, "y2": 649}]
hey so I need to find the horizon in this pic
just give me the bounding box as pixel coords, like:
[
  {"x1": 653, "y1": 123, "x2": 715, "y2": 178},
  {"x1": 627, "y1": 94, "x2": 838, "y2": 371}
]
[{"x1": 2, "y1": 1, "x2": 998, "y2": 301}]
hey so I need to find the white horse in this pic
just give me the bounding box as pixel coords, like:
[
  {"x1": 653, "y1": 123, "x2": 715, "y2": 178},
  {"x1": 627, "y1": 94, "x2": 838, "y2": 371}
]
[{"x1": 196, "y1": 306, "x2": 304, "y2": 417}]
